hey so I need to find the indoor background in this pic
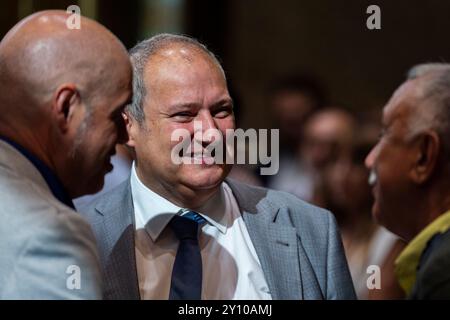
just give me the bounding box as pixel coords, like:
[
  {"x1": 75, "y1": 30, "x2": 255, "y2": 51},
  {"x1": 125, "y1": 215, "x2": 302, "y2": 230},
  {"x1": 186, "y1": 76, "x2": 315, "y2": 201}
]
[{"x1": 2, "y1": 0, "x2": 450, "y2": 129}]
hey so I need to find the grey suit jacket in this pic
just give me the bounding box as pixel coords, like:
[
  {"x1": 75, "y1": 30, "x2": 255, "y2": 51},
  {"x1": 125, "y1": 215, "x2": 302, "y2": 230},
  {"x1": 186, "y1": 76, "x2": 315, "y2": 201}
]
[
  {"x1": 80, "y1": 177, "x2": 356, "y2": 300},
  {"x1": 0, "y1": 141, "x2": 102, "y2": 299}
]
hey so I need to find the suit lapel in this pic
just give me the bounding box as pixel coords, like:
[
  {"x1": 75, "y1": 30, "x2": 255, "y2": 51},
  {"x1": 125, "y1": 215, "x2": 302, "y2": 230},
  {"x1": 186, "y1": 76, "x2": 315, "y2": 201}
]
[
  {"x1": 95, "y1": 181, "x2": 140, "y2": 300},
  {"x1": 226, "y1": 179, "x2": 303, "y2": 300}
]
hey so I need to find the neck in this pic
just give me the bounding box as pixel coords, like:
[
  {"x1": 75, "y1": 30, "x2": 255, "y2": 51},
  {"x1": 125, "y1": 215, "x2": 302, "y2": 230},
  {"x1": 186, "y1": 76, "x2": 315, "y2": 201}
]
[
  {"x1": 404, "y1": 187, "x2": 450, "y2": 242},
  {"x1": 161, "y1": 182, "x2": 220, "y2": 209},
  {"x1": 0, "y1": 124, "x2": 55, "y2": 171}
]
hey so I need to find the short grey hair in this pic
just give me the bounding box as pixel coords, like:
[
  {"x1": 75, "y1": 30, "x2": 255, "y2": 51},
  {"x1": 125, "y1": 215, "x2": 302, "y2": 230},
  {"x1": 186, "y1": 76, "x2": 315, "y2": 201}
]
[
  {"x1": 127, "y1": 33, "x2": 225, "y2": 124},
  {"x1": 406, "y1": 63, "x2": 450, "y2": 157}
]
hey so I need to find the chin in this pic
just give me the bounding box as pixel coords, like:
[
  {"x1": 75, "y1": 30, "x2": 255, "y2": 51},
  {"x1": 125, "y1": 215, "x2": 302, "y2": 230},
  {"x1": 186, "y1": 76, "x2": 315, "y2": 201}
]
[
  {"x1": 84, "y1": 176, "x2": 105, "y2": 195},
  {"x1": 182, "y1": 166, "x2": 227, "y2": 190},
  {"x1": 371, "y1": 202, "x2": 382, "y2": 223}
]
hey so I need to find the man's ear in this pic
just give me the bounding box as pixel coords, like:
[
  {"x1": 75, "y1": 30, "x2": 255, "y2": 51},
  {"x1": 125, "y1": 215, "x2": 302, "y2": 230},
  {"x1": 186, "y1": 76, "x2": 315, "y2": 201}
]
[
  {"x1": 123, "y1": 111, "x2": 137, "y2": 148},
  {"x1": 410, "y1": 130, "x2": 440, "y2": 184},
  {"x1": 52, "y1": 84, "x2": 80, "y2": 133}
]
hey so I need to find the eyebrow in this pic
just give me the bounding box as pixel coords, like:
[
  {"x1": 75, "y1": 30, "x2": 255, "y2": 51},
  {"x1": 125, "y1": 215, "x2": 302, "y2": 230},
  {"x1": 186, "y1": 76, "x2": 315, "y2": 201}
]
[
  {"x1": 169, "y1": 103, "x2": 199, "y2": 111},
  {"x1": 210, "y1": 98, "x2": 234, "y2": 110},
  {"x1": 169, "y1": 98, "x2": 234, "y2": 112}
]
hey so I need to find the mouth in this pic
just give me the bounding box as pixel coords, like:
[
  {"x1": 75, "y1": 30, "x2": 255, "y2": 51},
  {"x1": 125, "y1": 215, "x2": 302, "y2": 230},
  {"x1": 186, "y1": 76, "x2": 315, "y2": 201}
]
[
  {"x1": 183, "y1": 153, "x2": 217, "y2": 165},
  {"x1": 178, "y1": 146, "x2": 221, "y2": 165},
  {"x1": 368, "y1": 170, "x2": 377, "y2": 186},
  {"x1": 367, "y1": 170, "x2": 378, "y2": 201}
]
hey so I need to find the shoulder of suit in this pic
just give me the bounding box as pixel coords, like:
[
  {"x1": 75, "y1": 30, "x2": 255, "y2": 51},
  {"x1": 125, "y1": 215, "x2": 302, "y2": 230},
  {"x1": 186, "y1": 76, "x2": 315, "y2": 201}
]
[
  {"x1": 15, "y1": 193, "x2": 94, "y2": 244},
  {"x1": 0, "y1": 163, "x2": 95, "y2": 243},
  {"x1": 77, "y1": 179, "x2": 129, "y2": 218},
  {"x1": 226, "y1": 178, "x2": 332, "y2": 224}
]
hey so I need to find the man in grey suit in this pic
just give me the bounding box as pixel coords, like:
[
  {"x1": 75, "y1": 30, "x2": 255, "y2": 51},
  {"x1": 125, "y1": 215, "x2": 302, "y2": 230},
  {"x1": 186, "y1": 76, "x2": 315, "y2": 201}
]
[
  {"x1": 0, "y1": 11, "x2": 132, "y2": 299},
  {"x1": 81, "y1": 34, "x2": 355, "y2": 300}
]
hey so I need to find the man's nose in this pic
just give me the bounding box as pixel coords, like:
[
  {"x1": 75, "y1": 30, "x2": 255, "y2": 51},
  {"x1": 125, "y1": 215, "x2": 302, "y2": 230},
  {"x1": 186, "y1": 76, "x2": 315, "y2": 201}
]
[
  {"x1": 195, "y1": 113, "x2": 219, "y2": 142},
  {"x1": 365, "y1": 145, "x2": 377, "y2": 169},
  {"x1": 200, "y1": 112, "x2": 218, "y2": 131}
]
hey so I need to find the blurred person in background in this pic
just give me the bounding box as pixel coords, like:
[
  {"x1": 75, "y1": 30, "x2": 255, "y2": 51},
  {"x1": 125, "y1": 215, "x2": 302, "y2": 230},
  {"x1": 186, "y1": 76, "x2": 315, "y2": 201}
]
[
  {"x1": 270, "y1": 107, "x2": 355, "y2": 202},
  {"x1": 366, "y1": 63, "x2": 450, "y2": 299},
  {"x1": 265, "y1": 74, "x2": 325, "y2": 188}
]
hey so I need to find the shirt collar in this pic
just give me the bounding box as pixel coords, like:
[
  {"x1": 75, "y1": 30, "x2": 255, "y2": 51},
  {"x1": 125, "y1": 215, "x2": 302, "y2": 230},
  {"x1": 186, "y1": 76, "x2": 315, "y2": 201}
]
[
  {"x1": 194, "y1": 184, "x2": 229, "y2": 235},
  {"x1": 0, "y1": 136, "x2": 74, "y2": 209},
  {"x1": 395, "y1": 209, "x2": 450, "y2": 296},
  {"x1": 130, "y1": 162, "x2": 229, "y2": 241}
]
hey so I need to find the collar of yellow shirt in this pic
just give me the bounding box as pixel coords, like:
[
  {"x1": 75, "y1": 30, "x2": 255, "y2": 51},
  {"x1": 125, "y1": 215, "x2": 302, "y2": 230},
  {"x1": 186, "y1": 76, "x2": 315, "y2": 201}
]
[{"x1": 395, "y1": 210, "x2": 450, "y2": 296}]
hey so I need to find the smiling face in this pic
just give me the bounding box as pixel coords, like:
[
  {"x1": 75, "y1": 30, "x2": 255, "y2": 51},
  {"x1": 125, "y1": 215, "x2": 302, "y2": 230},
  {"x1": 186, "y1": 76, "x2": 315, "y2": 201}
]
[
  {"x1": 127, "y1": 45, "x2": 234, "y2": 206},
  {"x1": 365, "y1": 81, "x2": 421, "y2": 237}
]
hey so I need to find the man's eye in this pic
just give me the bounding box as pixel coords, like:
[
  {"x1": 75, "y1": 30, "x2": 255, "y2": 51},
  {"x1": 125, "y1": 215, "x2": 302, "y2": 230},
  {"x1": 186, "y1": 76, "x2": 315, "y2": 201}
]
[
  {"x1": 214, "y1": 108, "x2": 232, "y2": 118},
  {"x1": 172, "y1": 112, "x2": 194, "y2": 121}
]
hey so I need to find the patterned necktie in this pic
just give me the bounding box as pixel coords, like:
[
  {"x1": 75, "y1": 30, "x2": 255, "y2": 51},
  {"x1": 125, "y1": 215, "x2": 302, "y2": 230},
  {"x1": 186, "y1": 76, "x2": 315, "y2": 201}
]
[{"x1": 168, "y1": 211, "x2": 206, "y2": 300}]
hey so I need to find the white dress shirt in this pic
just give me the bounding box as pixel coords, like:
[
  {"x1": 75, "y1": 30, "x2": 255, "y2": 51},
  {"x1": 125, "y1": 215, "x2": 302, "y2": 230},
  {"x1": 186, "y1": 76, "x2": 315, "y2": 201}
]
[{"x1": 130, "y1": 163, "x2": 272, "y2": 300}]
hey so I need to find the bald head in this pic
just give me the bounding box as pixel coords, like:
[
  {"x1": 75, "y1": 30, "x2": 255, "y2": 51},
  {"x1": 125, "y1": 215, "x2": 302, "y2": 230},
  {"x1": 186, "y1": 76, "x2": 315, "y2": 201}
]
[
  {"x1": 0, "y1": 11, "x2": 133, "y2": 197},
  {"x1": 0, "y1": 10, "x2": 131, "y2": 124}
]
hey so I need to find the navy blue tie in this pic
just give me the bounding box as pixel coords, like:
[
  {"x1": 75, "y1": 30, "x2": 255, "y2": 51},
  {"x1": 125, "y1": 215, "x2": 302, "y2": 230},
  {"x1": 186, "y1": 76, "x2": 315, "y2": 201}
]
[{"x1": 169, "y1": 211, "x2": 206, "y2": 300}]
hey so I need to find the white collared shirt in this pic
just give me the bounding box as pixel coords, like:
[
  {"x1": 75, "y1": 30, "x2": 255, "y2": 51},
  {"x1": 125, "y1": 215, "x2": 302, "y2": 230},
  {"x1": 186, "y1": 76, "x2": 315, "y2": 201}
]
[{"x1": 130, "y1": 163, "x2": 272, "y2": 300}]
